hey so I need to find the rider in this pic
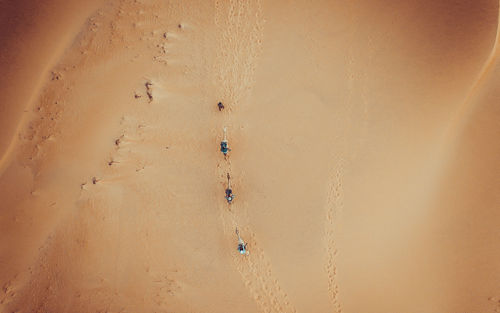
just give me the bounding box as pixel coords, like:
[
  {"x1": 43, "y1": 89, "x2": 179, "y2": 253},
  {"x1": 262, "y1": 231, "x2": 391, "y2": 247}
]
[
  {"x1": 238, "y1": 242, "x2": 248, "y2": 255},
  {"x1": 225, "y1": 188, "x2": 234, "y2": 203},
  {"x1": 225, "y1": 173, "x2": 234, "y2": 204},
  {"x1": 217, "y1": 102, "x2": 224, "y2": 111},
  {"x1": 220, "y1": 141, "x2": 230, "y2": 155},
  {"x1": 235, "y1": 227, "x2": 248, "y2": 255},
  {"x1": 220, "y1": 127, "x2": 231, "y2": 156}
]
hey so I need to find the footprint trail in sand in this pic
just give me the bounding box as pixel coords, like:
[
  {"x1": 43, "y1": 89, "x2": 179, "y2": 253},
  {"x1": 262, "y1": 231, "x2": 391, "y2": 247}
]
[
  {"x1": 214, "y1": 0, "x2": 264, "y2": 106},
  {"x1": 324, "y1": 160, "x2": 344, "y2": 313},
  {"x1": 234, "y1": 231, "x2": 297, "y2": 313},
  {"x1": 218, "y1": 209, "x2": 297, "y2": 313},
  {"x1": 214, "y1": 1, "x2": 297, "y2": 312}
]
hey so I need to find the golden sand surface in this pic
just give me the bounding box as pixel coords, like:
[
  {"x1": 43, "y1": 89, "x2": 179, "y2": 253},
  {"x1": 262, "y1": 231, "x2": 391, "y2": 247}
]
[{"x1": 0, "y1": 1, "x2": 499, "y2": 312}]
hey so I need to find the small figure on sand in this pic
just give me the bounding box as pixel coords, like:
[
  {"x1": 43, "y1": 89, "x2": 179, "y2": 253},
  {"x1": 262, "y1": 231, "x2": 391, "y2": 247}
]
[
  {"x1": 217, "y1": 102, "x2": 224, "y2": 111},
  {"x1": 145, "y1": 81, "x2": 153, "y2": 102},
  {"x1": 225, "y1": 173, "x2": 234, "y2": 204},
  {"x1": 220, "y1": 127, "x2": 231, "y2": 156},
  {"x1": 235, "y1": 227, "x2": 249, "y2": 255}
]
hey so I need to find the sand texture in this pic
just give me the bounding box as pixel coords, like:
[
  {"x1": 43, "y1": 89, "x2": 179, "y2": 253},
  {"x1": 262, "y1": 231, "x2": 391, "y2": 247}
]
[{"x1": 1, "y1": 0, "x2": 499, "y2": 312}]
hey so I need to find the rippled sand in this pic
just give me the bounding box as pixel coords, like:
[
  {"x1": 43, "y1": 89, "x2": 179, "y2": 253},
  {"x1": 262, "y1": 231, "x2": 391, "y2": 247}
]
[{"x1": 0, "y1": 1, "x2": 499, "y2": 312}]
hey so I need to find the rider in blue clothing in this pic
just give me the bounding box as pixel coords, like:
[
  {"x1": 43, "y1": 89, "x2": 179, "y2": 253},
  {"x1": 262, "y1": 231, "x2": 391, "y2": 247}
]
[
  {"x1": 220, "y1": 141, "x2": 230, "y2": 155},
  {"x1": 235, "y1": 227, "x2": 248, "y2": 255},
  {"x1": 220, "y1": 127, "x2": 231, "y2": 156}
]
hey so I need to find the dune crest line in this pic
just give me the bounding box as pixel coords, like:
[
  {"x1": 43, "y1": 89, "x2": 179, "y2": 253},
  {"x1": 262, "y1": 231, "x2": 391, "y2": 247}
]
[{"x1": 444, "y1": 0, "x2": 500, "y2": 141}]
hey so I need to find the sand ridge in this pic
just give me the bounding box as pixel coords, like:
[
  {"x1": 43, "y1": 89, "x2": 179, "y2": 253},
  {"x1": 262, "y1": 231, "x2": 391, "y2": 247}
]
[{"x1": 0, "y1": 0, "x2": 499, "y2": 312}]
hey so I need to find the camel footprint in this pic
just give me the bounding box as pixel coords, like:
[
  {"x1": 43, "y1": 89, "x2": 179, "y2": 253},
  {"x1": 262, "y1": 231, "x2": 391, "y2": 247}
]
[
  {"x1": 234, "y1": 231, "x2": 296, "y2": 313},
  {"x1": 214, "y1": 0, "x2": 264, "y2": 105}
]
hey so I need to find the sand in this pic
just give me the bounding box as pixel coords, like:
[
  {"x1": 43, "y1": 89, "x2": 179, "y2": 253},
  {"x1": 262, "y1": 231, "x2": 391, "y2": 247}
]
[{"x1": 0, "y1": 0, "x2": 499, "y2": 312}]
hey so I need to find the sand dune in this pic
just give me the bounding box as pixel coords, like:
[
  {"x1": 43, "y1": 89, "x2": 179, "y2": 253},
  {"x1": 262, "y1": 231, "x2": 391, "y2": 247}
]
[{"x1": 0, "y1": 0, "x2": 499, "y2": 312}]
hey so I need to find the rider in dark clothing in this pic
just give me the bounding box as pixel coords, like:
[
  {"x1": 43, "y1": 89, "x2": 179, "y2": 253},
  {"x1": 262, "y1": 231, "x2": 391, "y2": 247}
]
[
  {"x1": 225, "y1": 188, "x2": 234, "y2": 203},
  {"x1": 236, "y1": 227, "x2": 248, "y2": 255},
  {"x1": 225, "y1": 173, "x2": 234, "y2": 203},
  {"x1": 238, "y1": 242, "x2": 248, "y2": 254},
  {"x1": 220, "y1": 127, "x2": 231, "y2": 156},
  {"x1": 220, "y1": 141, "x2": 230, "y2": 155}
]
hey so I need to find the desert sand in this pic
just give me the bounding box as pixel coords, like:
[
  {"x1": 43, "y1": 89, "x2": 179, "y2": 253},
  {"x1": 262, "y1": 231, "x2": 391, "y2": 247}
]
[{"x1": 0, "y1": 0, "x2": 499, "y2": 312}]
